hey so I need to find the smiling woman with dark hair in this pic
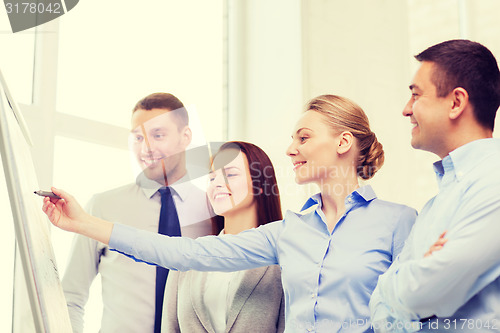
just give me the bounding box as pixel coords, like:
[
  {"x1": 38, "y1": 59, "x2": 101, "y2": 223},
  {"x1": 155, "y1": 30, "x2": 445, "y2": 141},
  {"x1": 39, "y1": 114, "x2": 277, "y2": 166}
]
[{"x1": 164, "y1": 141, "x2": 284, "y2": 333}]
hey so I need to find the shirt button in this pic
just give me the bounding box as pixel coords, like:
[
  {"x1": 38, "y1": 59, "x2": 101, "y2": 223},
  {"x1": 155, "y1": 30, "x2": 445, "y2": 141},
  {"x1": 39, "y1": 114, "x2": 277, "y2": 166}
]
[
  {"x1": 307, "y1": 328, "x2": 314, "y2": 332},
  {"x1": 311, "y1": 293, "x2": 316, "y2": 298}
]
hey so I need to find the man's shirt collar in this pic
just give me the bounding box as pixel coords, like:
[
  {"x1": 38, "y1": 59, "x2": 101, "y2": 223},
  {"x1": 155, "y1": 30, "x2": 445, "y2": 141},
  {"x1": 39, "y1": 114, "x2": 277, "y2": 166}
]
[
  {"x1": 136, "y1": 173, "x2": 192, "y2": 201},
  {"x1": 433, "y1": 138, "x2": 500, "y2": 183}
]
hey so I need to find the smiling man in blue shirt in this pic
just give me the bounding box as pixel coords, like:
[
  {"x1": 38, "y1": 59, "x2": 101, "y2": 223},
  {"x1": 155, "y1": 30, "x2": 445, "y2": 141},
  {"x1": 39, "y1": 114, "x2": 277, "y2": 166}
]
[{"x1": 369, "y1": 40, "x2": 500, "y2": 332}]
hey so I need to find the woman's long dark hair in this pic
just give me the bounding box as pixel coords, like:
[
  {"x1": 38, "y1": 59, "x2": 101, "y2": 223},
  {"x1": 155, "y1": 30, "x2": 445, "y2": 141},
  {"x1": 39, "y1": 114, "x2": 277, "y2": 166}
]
[{"x1": 211, "y1": 141, "x2": 283, "y2": 234}]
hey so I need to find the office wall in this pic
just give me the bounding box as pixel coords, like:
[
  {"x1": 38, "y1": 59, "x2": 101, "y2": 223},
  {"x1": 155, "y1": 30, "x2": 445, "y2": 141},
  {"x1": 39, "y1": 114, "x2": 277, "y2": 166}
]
[{"x1": 226, "y1": 0, "x2": 307, "y2": 211}]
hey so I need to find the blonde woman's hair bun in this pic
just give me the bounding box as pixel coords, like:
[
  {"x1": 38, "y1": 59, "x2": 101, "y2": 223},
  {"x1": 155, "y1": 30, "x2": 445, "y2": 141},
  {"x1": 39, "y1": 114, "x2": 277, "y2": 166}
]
[{"x1": 357, "y1": 132, "x2": 384, "y2": 180}]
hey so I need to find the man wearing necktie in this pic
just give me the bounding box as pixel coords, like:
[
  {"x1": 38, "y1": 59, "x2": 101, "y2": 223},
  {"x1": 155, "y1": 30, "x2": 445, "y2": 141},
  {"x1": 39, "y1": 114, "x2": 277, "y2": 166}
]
[{"x1": 61, "y1": 93, "x2": 213, "y2": 333}]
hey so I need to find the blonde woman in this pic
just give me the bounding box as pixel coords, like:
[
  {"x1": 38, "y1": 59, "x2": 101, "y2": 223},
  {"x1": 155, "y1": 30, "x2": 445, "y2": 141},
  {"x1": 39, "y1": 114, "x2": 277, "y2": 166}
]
[{"x1": 43, "y1": 95, "x2": 417, "y2": 333}]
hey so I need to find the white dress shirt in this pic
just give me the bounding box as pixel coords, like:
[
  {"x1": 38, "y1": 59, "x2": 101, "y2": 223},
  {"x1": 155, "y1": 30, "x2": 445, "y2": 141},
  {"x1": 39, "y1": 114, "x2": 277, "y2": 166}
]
[
  {"x1": 62, "y1": 176, "x2": 212, "y2": 333},
  {"x1": 204, "y1": 269, "x2": 246, "y2": 333},
  {"x1": 203, "y1": 232, "x2": 246, "y2": 333}
]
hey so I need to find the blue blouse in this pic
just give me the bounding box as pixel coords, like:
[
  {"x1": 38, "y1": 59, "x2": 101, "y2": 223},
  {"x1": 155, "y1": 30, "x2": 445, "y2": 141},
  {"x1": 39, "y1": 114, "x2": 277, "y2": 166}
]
[{"x1": 110, "y1": 185, "x2": 416, "y2": 332}]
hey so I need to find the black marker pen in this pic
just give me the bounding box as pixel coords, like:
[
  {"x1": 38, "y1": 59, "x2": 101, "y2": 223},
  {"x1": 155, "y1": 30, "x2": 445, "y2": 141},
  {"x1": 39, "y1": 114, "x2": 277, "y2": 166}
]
[{"x1": 34, "y1": 190, "x2": 62, "y2": 199}]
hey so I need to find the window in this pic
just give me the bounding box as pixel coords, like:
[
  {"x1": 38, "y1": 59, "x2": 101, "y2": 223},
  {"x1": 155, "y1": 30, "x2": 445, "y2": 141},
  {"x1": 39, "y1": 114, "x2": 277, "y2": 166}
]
[{"x1": 56, "y1": 0, "x2": 224, "y2": 139}]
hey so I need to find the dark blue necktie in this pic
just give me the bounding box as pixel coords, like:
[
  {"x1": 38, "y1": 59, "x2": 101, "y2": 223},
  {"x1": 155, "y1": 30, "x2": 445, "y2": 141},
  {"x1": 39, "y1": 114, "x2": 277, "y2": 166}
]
[{"x1": 154, "y1": 187, "x2": 181, "y2": 333}]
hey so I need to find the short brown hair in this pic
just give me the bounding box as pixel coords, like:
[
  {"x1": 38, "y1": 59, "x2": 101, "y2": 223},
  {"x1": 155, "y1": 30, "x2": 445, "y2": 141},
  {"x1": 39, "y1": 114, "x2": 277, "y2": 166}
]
[
  {"x1": 415, "y1": 40, "x2": 500, "y2": 131},
  {"x1": 132, "y1": 93, "x2": 189, "y2": 128}
]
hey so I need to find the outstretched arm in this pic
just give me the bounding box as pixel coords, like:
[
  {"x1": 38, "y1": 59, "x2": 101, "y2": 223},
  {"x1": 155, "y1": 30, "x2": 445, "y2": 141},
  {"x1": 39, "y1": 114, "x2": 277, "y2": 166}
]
[
  {"x1": 43, "y1": 187, "x2": 281, "y2": 272},
  {"x1": 42, "y1": 187, "x2": 114, "y2": 244},
  {"x1": 109, "y1": 222, "x2": 280, "y2": 272}
]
